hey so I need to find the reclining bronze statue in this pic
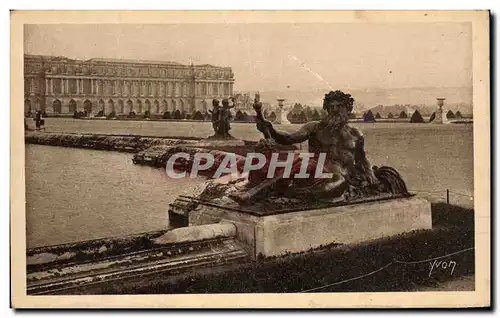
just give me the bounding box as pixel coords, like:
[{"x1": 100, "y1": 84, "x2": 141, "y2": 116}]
[{"x1": 226, "y1": 90, "x2": 409, "y2": 205}]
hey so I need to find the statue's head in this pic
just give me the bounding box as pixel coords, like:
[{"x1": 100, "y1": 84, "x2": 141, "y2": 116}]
[
  {"x1": 222, "y1": 99, "x2": 229, "y2": 107},
  {"x1": 212, "y1": 99, "x2": 220, "y2": 107},
  {"x1": 322, "y1": 90, "x2": 354, "y2": 126}
]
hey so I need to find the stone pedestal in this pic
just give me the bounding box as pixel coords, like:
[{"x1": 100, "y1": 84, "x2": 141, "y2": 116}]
[
  {"x1": 187, "y1": 196, "x2": 432, "y2": 258},
  {"x1": 274, "y1": 99, "x2": 290, "y2": 124},
  {"x1": 433, "y1": 98, "x2": 445, "y2": 124}
]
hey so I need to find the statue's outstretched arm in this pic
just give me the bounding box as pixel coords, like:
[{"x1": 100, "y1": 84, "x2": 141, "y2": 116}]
[{"x1": 268, "y1": 121, "x2": 318, "y2": 145}]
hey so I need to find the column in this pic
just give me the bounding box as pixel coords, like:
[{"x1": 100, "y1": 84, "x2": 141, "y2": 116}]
[
  {"x1": 65, "y1": 79, "x2": 69, "y2": 95},
  {"x1": 102, "y1": 80, "x2": 107, "y2": 96},
  {"x1": 124, "y1": 81, "x2": 129, "y2": 96},
  {"x1": 115, "y1": 80, "x2": 120, "y2": 96},
  {"x1": 49, "y1": 79, "x2": 53, "y2": 95},
  {"x1": 91, "y1": 79, "x2": 94, "y2": 95},
  {"x1": 45, "y1": 79, "x2": 49, "y2": 95},
  {"x1": 76, "y1": 79, "x2": 80, "y2": 94},
  {"x1": 107, "y1": 80, "x2": 112, "y2": 96}
]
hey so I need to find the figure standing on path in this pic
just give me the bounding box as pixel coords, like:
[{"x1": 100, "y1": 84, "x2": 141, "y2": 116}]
[{"x1": 34, "y1": 110, "x2": 45, "y2": 131}]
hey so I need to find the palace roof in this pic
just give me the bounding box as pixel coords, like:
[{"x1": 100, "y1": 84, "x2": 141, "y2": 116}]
[{"x1": 86, "y1": 58, "x2": 182, "y2": 66}]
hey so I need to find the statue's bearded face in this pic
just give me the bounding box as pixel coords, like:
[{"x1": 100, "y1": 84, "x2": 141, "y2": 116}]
[{"x1": 324, "y1": 100, "x2": 349, "y2": 126}]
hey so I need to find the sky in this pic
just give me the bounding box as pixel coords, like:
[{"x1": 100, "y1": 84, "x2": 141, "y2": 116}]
[{"x1": 24, "y1": 23, "x2": 472, "y2": 92}]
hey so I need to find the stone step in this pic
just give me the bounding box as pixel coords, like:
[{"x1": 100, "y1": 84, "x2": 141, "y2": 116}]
[{"x1": 27, "y1": 226, "x2": 250, "y2": 295}]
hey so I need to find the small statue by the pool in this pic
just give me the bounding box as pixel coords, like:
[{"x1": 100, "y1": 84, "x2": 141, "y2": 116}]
[
  {"x1": 208, "y1": 98, "x2": 235, "y2": 139},
  {"x1": 209, "y1": 99, "x2": 221, "y2": 136}
]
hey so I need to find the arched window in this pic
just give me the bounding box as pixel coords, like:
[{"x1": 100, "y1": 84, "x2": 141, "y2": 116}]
[{"x1": 68, "y1": 99, "x2": 76, "y2": 113}]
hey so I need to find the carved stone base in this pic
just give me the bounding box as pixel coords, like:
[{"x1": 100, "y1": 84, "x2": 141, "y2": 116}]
[{"x1": 171, "y1": 194, "x2": 432, "y2": 258}]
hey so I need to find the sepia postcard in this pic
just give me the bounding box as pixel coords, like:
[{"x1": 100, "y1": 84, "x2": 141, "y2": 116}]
[{"x1": 10, "y1": 10, "x2": 490, "y2": 308}]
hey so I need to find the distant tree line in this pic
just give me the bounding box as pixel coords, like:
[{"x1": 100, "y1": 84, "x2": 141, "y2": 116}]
[
  {"x1": 66, "y1": 103, "x2": 467, "y2": 124},
  {"x1": 286, "y1": 103, "x2": 323, "y2": 124}
]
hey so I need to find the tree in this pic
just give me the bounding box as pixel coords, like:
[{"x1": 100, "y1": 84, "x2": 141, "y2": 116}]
[
  {"x1": 143, "y1": 110, "x2": 151, "y2": 119},
  {"x1": 295, "y1": 111, "x2": 308, "y2": 123},
  {"x1": 387, "y1": 112, "x2": 394, "y2": 119},
  {"x1": 162, "y1": 111, "x2": 171, "y2": 119},
  {"x1": 409, "y1": 109, "x2": 424, "y2": 123},
  {"x1": 399, "y1": 111, "x2": 408, "y2": 119},
  {"x1": 185, "y1": 113, "x2": 192, "y2": 120},
  {"x1": 429, "y1": 112, "x2": 436, "y2": 122},
  {"x1": 173, "y1": 109, "x2": 182, "y2": 120},
  {"x1": 292, "y1": 103, "x2": 303, "y2": 114},
  {"x1": 234, "y1": 110, "x2": 248, "y2": 122},
  {"x1": 305, "y1": 106, "x2": 314, "y2": 121},
  {"x1": 128, "y1": 111, "x2": 136, "y2": 118},
  {"x1": 311, "y1": 109, "x2": 321, "y2": 121},
  {"x1": 192, "y1": 110, "x2": 204, "y2": 120},
  {"x1": 455, "y1": 111, "x2": 463, "y2": 119},
  {"x1": 446, "y1": 110, "x2": 455, "y2": 119},
  {"x1": 363, "y1": 110, "x2": 376, "y2": 123},
  {"x1": 268, "y1": 111, "x2": 277, "y2": 122},
  {"x1": 375, "y1": 112, "x2": 382, "y2": 119}
]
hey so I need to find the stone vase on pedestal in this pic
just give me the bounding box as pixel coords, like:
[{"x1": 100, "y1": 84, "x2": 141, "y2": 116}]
[{"x1": 433, "y1": 98, "x2": 445, "y2": 124}]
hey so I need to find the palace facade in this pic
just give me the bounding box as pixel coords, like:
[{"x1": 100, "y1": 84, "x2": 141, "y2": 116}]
[{"x1": 24, "y1": 54, "x2": 235, "y2": 115}]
